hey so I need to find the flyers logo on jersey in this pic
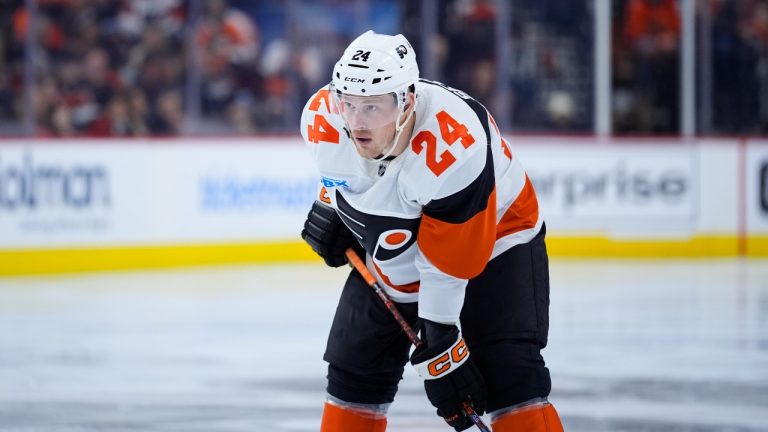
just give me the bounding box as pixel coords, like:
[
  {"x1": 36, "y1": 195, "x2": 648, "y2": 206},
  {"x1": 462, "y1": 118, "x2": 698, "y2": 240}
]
[
  {"x1": 378, "y1": 229, "x2": 412, "y2": 250},
  {"x1": 413, "y1": 335, "x2": 470, "y2": 380},
  {"x1": 335, "y1": 193, "x2": 420, "y2": 259},
  {"x1": 374, "y1": 228, "x2": 417, "y2": 262}
]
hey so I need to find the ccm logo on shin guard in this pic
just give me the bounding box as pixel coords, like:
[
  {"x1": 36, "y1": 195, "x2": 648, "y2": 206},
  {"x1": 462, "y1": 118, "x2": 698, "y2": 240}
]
[{"x1": 414, "y1": 336, "x2": 469, "y2": 379}]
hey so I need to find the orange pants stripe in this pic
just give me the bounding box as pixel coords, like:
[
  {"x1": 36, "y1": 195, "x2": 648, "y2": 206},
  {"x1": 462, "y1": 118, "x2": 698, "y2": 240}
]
[
  {"x1": 491, "y1": 403, "x2": 564, "y2": 432},
  {"x1": 319, "y1": 401, "x2": 387, "y2": 432}
]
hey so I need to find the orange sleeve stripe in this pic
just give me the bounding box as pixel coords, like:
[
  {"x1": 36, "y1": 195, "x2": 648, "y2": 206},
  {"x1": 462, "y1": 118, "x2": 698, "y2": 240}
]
[
  {"x1": 373, "y1": 261, "x2": 420, "y2": 293},
  {"x1": 418, "y1": 187, "x2": 497, "y2": 279},
  {"x1": 496, "y1": 175, "x2": 539, "y2": 240}
]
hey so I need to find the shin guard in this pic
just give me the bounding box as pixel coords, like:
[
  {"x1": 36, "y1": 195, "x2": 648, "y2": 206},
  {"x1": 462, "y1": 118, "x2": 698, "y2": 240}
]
[
  {"x1": 319, "y1": 401, "x2": 387, "y2": 432},
  {"x1": 491, "y1": 402, "x2": 563, "y2": 432}
]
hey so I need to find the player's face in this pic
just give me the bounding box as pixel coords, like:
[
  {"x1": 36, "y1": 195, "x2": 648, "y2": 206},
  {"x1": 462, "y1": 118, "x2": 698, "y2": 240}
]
[{"x1": 337, "y1": 93, "x2": 401, "y2": 159}]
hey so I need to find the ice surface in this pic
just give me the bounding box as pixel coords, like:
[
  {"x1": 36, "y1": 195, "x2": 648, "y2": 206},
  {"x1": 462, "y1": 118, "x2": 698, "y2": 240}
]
[{"x1": 0, "y1": 259, "x2": 766, "y2": 431}]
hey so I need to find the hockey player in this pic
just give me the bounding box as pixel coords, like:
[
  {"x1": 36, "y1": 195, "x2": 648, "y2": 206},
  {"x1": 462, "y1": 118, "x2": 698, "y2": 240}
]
[{"x1": 300, "y1": 30, "x2": 563, "y2": 432}]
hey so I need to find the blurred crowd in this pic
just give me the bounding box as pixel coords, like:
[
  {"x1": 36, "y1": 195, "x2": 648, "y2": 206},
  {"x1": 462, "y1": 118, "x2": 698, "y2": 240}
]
[
  {"x1": 0, "y1": 0, "x2": 767, "y2": 137},
  {"x1": 613, "y1": 0, "x2": 768, "y2": 134},
  {"x1": 1, "y1": 0, "x2": 189, "y2": 136},
  {"x1": 427, "y1": 0, "x2": 594, "y2": 132},
  {"x1": 707, "y1": 0, "x2": 768, "y2": 133}
]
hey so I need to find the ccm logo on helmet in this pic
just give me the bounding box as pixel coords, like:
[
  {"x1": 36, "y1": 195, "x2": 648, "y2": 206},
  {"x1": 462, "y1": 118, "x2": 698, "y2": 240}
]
[{"x1": 344, "y1": 77, "x2": 365, "y2": 83}]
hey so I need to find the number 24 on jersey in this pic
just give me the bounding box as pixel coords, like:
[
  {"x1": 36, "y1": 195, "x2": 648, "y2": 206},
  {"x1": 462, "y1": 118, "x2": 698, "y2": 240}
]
[{"x1": 411, "y1": 110, "x2": 475, "y2": 177}]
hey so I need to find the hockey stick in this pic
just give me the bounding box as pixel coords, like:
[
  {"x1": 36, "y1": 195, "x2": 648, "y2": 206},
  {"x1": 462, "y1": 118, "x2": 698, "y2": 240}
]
[
  {"x1": 345, "y1": 248, "x2": 421, "y2": 345},
  {"x1": 345, "y1": 248, "x2": 492, "y2": 432}
]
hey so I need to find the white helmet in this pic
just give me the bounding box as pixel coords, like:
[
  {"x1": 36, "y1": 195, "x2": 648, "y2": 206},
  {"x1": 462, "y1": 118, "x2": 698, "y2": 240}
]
[
  {"x1": 332, "y1": 30, "x2": 419, "y2": 105},
  {"x1": 330, "y1": 31, "x2": 419, "y2": 160}
]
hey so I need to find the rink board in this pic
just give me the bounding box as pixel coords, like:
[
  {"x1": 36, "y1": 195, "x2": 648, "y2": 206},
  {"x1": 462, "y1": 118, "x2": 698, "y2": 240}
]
[
  {"x1": 0, "y1": 137, "x2": 766, "y2": 275},
  {"x1": 746, "y1": 139, "x2": 768, "y2": 255}
]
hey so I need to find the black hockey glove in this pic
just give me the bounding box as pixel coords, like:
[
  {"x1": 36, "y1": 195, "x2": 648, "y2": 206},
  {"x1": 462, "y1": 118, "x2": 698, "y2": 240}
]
[
  {"x1": 301, "y1": 200, "x2": 363, "y2": 267},
  {"x1": 410, "y1": 320, "x2": 487, "y2": 431}
]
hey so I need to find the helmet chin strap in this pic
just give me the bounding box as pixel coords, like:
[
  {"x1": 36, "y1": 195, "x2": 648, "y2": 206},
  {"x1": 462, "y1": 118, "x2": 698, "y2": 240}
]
[{"x1": 372, "y1": 95, "x2": 417, "y2": 161}]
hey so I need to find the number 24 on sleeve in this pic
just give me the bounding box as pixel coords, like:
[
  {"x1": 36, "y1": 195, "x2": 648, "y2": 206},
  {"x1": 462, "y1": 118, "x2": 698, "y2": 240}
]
[{"x1": 307, "y1": 90, "x2": 341, "y2": 145}]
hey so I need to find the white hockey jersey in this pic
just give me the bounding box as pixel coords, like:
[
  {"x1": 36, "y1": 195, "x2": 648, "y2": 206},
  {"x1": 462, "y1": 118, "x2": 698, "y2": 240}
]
[{"x1": 300, "y1": 79, "x2": 542, "y2": 324}]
